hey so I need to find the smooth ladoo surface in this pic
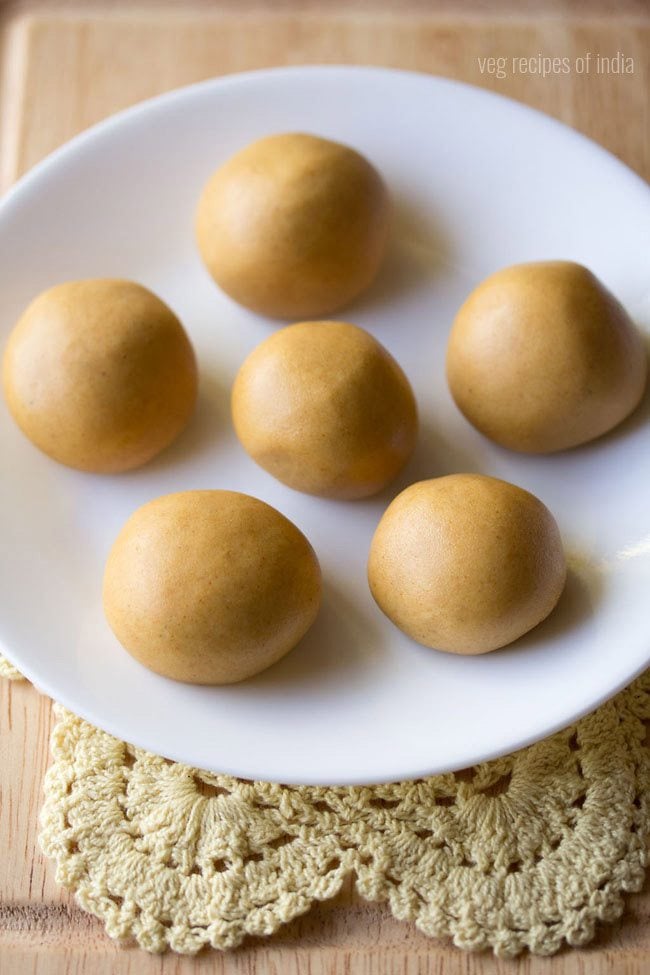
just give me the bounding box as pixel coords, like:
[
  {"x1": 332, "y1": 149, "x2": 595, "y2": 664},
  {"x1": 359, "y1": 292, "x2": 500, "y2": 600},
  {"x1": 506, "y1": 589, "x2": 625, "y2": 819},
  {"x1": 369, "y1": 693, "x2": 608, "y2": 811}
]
[
  {"x1": 196, "y1": 132, "x2": 390, "y2": 319},
  {"x1": 2, "y1": 279, "x2": 198, "y2": 472},
  {"x1": 446, "y1": 261, "x2": 648, "y2": 454},
  {"x1": 368, "y1": 474, "x2": 567, "y2": 654},
  {"x1": 103, "y1": 490, "x2": 322, "y2": 684},
  {"x1": 232, "y1": 320, "x2": 418, "y2": 499}
]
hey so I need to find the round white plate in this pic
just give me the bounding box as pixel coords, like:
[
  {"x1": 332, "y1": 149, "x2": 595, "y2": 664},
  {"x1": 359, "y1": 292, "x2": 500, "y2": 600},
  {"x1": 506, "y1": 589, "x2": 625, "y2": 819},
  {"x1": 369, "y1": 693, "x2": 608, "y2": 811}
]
[{"x1": 1, "y1": 67, "x2": 649, "y2": 785}]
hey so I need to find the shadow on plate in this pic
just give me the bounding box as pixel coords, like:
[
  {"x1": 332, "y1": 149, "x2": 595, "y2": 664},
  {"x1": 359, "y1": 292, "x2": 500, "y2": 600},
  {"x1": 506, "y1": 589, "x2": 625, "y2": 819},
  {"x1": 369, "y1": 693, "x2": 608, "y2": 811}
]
[
  {"x1": 505, "y1": 557, "x2": 604, "y2": 656},
  {"x1": 232, "y1": 580, "x2": 388, "y2": 697},
  {"x1": 358, "y1": 417, "x2": 486, "y2": 522},
  {"x1": 132, "y1": 369, "x2": 231, "y2": 477},
  {"x1": 569, "y1": 330, "x2": 650, "y2": 454},
  {"x1": 345, "y1": 194, "x2": 459, "y2": 320}
]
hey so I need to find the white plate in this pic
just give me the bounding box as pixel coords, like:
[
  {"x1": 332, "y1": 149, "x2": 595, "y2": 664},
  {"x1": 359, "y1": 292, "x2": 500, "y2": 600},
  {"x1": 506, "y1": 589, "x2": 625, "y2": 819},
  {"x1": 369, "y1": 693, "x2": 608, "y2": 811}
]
[{"x1": 1, "y1": 67, "x2": 650, "y2": 786}]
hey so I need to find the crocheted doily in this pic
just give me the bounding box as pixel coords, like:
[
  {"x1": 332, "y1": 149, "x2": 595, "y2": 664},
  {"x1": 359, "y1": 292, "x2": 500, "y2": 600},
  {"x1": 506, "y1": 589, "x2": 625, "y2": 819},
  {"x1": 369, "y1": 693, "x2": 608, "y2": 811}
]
[
  {"x1": 0, "y1": 656, "x2": 26, "y2": 681},
  {"x1": 3, "y1": 661, "x2": 649, "y2": 956}
]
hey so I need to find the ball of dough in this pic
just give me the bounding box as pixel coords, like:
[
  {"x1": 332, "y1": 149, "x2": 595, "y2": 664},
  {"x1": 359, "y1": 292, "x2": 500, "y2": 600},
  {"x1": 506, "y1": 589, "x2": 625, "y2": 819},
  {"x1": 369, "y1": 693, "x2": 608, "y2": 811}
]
[
  {"x1": 103, "y1": 490, "x2": 322, "y2": 684},
  {"x1": 232, "y1": 321, "x2": 418, "y2": 499},
  {"x1": 368, "y1": 474, "x2": 566, "y2": 654},
  {"x1": 2, "y1": 279, "x2": 197, "y2": 472},
  {"x1": 195, "y1": 132, "x2": 390, "y2": 319},
  {"x1": 446, "y1": 261, "x2": 647, "y2": 453}
]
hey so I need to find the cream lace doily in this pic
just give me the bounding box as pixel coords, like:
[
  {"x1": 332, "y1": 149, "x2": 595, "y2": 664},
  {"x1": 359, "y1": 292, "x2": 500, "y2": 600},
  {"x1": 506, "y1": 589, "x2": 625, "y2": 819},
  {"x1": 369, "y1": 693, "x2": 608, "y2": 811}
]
[{"x1": 2, "y1": 660, "x2": 648, "y2": 956}]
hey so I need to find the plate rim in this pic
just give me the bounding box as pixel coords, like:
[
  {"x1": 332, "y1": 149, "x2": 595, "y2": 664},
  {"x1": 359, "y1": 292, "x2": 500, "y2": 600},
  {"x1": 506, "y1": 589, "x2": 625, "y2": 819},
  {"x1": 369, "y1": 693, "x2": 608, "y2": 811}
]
[
  {"x1": 1, "y1": 64, "x2": 649, "y2": 785},
  {"x1": 2, "y1": 64, "x2": 649, "y2": 221}
]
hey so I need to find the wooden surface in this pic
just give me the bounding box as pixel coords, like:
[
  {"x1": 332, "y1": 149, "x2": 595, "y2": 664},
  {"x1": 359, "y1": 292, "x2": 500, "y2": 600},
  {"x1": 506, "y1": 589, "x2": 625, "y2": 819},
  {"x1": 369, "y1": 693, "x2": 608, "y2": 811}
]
[{"x1": 0, "y1": 2, "x2": 649, "y2": 972}]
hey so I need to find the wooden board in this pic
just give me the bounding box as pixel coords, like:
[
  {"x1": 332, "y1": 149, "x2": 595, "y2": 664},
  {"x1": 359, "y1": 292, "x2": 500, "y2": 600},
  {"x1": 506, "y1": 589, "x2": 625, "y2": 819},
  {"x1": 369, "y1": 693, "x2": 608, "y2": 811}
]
[{"x1": 0, "y1": 2, "x2": 648, "y2": 972}]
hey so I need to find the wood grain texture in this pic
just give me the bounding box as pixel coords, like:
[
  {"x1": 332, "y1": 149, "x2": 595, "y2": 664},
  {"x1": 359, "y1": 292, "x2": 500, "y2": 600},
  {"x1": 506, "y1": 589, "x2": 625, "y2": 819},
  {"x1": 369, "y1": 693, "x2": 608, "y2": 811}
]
[{"x1": 0, "y1": 3, "x2": 648, "y2": 972}]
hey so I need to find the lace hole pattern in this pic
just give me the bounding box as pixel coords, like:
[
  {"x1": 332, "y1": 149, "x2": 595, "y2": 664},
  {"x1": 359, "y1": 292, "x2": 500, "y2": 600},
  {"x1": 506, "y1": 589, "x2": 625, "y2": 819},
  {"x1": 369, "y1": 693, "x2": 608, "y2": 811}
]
[{"x1": 0, "y1": 655, "x2": 645, "y2": 957}]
